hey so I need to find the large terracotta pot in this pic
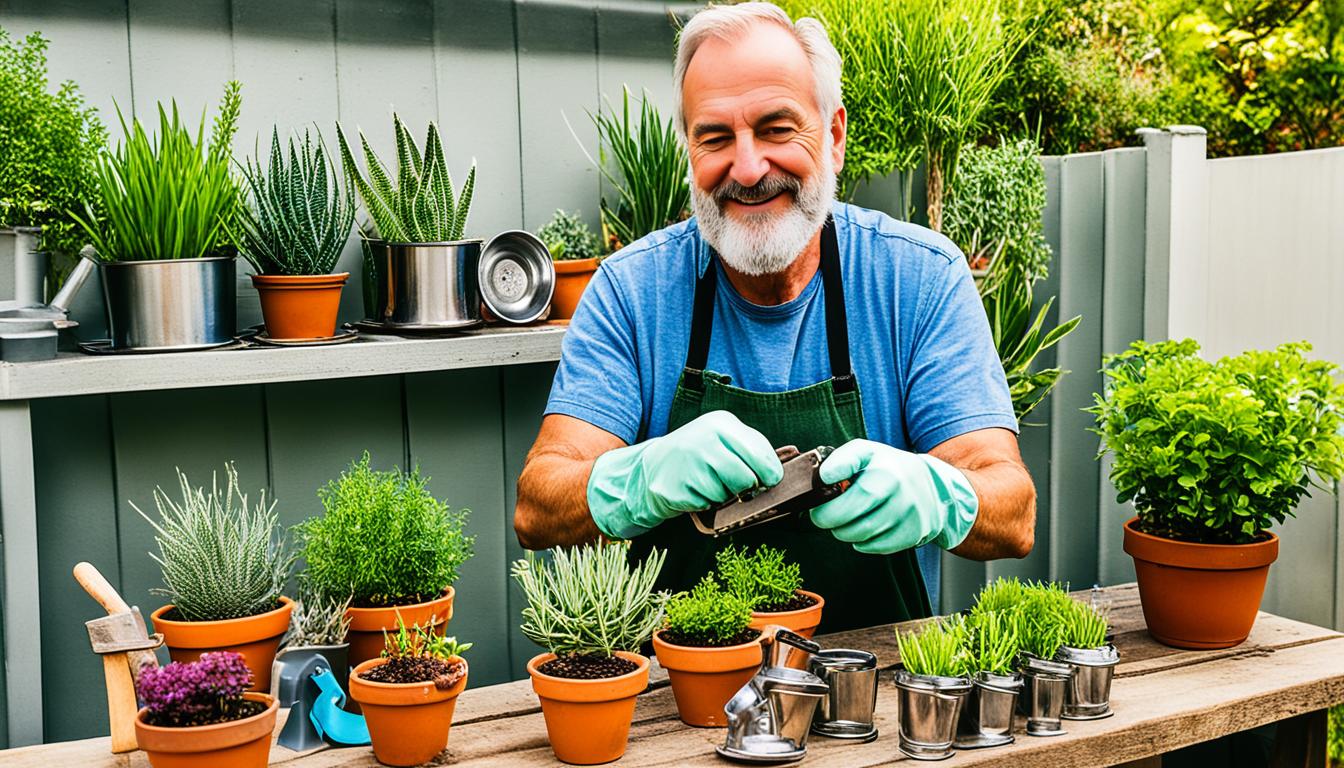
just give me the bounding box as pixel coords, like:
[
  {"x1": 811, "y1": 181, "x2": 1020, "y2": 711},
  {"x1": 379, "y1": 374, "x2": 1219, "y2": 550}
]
[
  {"x1": 527, "y1": 650, "x2": 648, "y2": 765},
  {"x1": 652, "y1": 630, "x2": 762, "y2": 727},
  {"x1": 1123, "y1": 517, "x2": 1279, "y2": 649},
  {"x1": 348, "y1": 656, "x2": 468, "y2": 766},
  {"x1": 134, "y1": 692, "x2": 277, "y2": 768},
  {"x1": 151, "y1": 598, "x2": 293, "y2": 692},
  {"x1": 550, "y1": 258, "x2": 598, "y2": 320},
  {"x1": 345, "y1": 587, "x2": 454, "y2": 668},
  {"x1": 251, "y1": 272, "x2": 348, "y2": 339}
]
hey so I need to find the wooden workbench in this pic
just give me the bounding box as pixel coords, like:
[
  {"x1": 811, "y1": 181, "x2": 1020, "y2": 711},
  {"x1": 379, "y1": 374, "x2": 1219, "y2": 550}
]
[{"x1": 5, "y1": 584, "x2": 1342, "y2": 767}]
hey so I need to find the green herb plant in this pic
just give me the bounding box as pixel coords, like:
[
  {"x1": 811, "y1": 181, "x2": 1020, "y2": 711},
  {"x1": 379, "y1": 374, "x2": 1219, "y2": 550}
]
[
  {"x1": 662, "y1": 575, "x2": 756, "y2": 647},
  {"x1": 1058, "y1": 597, "x2": 1108, "y2": 650},
  {"x1": 337, "y1": 114, "x2": 475, "y2": 243},
  {"x1": 943, "y1": 139, "x2": 1051, "y2": 280},
  {"x1": 74, "y1": 81, "x2": 241, "y2": 263},
  {"x1": 1014, "y1": 581, "x2": 1072, "y2": 660},
  {"x1": 234, "y1": 128, "x2": 353, "y2": 275},
  {"x1": 964, "y1": 609, "x2": 1020, "y2": 675},
  {"x1": 715, "y1": 544, "x2": 802, "y2": 612},
  {"x1": 511, "y1": 542, "x2": 669, "y2": 657},
  {"x1": 969, "y1": 576, "x2": 1030, "y2": 616},
  {"x1": 285, "y1": 584, "x2": 352, "y2": 647},
  {"x1": 295, "y1": 452, "x2": 474, "y2": 608},
  {"x1": 538, "y1": 209, "x2": 601, "y2": 262},
  {"x1": 133, "y1": 463, "x2": 292, "y2": 622},
  {"x1": 897, "y1": 617, "x2": 971, "y2": 678},
  {"x1": 381, "y1": 618, "x2": 472, "y2": 661},
  {"x1": 1090, "y1": 339, "x2": 1344, "y2": 544}
]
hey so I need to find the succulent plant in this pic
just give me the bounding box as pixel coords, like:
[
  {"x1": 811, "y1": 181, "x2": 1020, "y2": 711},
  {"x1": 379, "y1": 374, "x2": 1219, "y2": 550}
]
[
  {"x1": 136, "y1": 651, "x2": 255, "y2": 727},
  {"x1": 538, "y1": 209, "x2": 600, "y2": 262}
]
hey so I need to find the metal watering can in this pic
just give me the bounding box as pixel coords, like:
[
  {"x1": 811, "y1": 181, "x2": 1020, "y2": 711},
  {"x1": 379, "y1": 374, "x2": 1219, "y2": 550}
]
[{"x1": 717, "y1": 628, "x2": 829, "y2": 764}]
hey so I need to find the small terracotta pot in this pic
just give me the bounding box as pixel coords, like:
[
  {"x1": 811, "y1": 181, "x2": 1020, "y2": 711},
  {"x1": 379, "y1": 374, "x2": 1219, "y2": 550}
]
[
  {"x1": 550, "y1": 258, "x2": 598, "y2": 320},
  {"x1": 652, "y1": 629, "x2": 762, "y2": 727},
  {"x1": 151, "y1": 598, "x2": 293, "y2": 692},
  {"x1": 251, "y1": 272, "x2": 348, "y2": 340},
  {"x1": 1123, "y1": 517, "x2": 1279, "y2": 649},
  {"x1": 135, "y1": 692, "x2": 277, "y2": 768},
  {"x1": 749, "y1": 589, "x2": 824, "y2": 638},
  {"x1": 348, "y1": 656, "x2": 469, "y2": 766},
  {"x1": 345, "y1": 587, "x2": 455, "y2": 668},
  {"x1": 528, "y1": 650, "x2": 649, "y2": 765}
]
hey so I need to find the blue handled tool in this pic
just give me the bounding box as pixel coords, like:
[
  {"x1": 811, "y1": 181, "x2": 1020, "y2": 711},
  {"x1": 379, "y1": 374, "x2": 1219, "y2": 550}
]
[{"x1": 309, "y1": 667, "x2": 371, "y2": 746}]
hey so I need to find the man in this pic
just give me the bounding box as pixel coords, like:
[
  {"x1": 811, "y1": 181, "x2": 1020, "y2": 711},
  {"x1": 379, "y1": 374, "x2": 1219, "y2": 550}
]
[{"x1": 514, "y1": 2, "x2": 1035, "y2": 632}]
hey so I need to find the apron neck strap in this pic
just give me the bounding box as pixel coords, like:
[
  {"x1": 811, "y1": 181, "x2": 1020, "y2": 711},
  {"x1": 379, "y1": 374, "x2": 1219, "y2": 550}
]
[{"x1": 684, "y1": 216, "x2": 855, "y2": 393}]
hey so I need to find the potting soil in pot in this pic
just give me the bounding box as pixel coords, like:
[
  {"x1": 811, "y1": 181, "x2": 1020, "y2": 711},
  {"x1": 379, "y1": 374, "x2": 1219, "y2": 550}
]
[
  {"x1": 539, "y1": 653, "x2": 639, "y2": 679},
  {"x1": 360, "y1": 657, "x2": 466, "y2": 689},
  {"x1": 754, "y1": 592, "x2": 817, "y2": 613},
  {"x1": 140, "y1": 698, "x2": 268, "y2": 728},
  {"x1": 660, "y1": 628, "x2": 760, "y2": 648}
]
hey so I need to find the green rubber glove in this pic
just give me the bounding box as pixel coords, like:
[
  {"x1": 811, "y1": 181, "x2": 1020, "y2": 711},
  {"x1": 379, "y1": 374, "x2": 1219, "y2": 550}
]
[
  {"x1": 587, "y1": 411, "x2": 785, "y2": 540},
  {"x1": 809, "y1": 439, "x2": 979, "y2": 554}
]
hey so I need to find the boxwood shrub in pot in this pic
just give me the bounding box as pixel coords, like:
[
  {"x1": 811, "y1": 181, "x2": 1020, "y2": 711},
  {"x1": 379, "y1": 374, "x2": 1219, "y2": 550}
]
[
  {"x1": 512, "y1": 542, "x2": 668, "y2": 765},
  {"x1": 1091, "y1": 339, "x2": 1344, "y2": 649},
  {"x1": 136, "y1": 463, "x2": 294, "y2": 692},
  {"x1": 538, "y1": 209, "x2": 600, "y2": 321},
  {"x1": 716, "y1": 544, "x2": 824, "y2": 639},
  {"x1": 294, "y1": 452, "x2": 474, "y2": 667},
  {"x1": 652, "y1": 575, "x2": 761, "y2": 727}
]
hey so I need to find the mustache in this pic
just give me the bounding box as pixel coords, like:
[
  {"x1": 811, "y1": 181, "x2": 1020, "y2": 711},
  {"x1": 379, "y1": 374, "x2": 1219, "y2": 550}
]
[{"x1": 713, "y1": 173, "x2": 802, "y2": 207}]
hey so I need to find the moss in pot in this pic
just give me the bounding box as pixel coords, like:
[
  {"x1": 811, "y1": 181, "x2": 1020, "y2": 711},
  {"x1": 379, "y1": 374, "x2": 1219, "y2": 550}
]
[
  {"x1": 717, "y1": 544, "x2": 823, "y2": 639},
  {"x1": 653, "y1": 575, "x2": 762, "y2": 726}
]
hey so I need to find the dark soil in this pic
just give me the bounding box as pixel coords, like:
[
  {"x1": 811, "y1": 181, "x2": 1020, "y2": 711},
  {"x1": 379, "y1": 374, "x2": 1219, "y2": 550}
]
[
  {"x1": 539, "y1": 653, "x2": 639, "y2": 680},
  {"x1": 351, "y1": 591, "x2": 445, "y2": 609},
  {"x1": 1132, "y1": 519, "x2": 1270, "y2": 546},
  {"x1": 660, "y1": 628, "x2": 761, "y2": 648},
  {"x1": 360, "y1": 657, "x2": 466, "y2": 690},
  {"x1": 754, "y1": 591, "x2": 816, "y2": 614},
  {"x1": 142, "y1": 698, "x2": 267, "y2": 728},
  {"x1": 158, "y1": 601, "x2": 284, "y2": 622}
]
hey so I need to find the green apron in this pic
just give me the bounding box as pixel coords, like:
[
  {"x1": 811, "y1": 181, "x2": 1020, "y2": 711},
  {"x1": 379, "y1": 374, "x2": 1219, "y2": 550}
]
[{"x1": 628, "y1": 217, "x2": 932, "y2": 634}]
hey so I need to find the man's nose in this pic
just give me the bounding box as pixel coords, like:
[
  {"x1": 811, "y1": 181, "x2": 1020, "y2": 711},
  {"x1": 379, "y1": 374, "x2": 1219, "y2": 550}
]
[{"x1": 729, "y1": 134, "x2": 770, "y2": 188}]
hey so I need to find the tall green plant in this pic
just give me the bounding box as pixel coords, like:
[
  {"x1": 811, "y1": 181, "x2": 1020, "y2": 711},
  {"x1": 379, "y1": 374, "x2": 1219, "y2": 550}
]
[
  {"x1": 964, "y1": 609, "x2": 1020, "y2": 674},
  {"x1": 337, "y1": 115, "x2": 475, "y2": 243},
  {"x1": 897, "y1": 617, "x2": 971, "y2": 678},
  {"x1": 234, "y1": 128, "x2": 353, "y2": 275},
  {"x1": 74, "y1": 81, "x2": 241, "y2": 262},
  {"x1": 133, "y1": 463, "x2": 292, "y2": 622},
  {"x1": 1058, "y1": 597, "x2": 1108, "y2": 649},
  {"x1": 944, "y1": 139, "x2": 1051, "y2": 280}
]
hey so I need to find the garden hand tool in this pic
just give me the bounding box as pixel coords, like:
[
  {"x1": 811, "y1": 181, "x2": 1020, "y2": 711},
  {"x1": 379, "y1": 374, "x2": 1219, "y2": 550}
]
[
  {"x1": 717, "y1": 626, "x2": 828, "y2": 764},
  {"x1": 810, "y1": 438, "x2": 979, "y2": 554},
  {"x1": 308, "y1": 667, "x2": 370, "y2": 746},
  {"x1": 73, "y1": 561, "x2": 164, "y2": 754},
  {"x1": 588, "y1": 409, "x2": 784, "y2": 539},
  {"x1": 691, "y1": 446, "x2": 846, "y2": 536}
]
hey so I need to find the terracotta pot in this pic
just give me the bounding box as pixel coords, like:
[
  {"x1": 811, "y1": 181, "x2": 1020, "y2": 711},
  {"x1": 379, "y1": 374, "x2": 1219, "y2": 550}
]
[
  {"x1": 1123, "y1": 517, "x2": 1279, "y2": 649},
  {"x1": 550, "y1": 258, "x2": 598, "y2": 320},
  {"x1": 345, "y1": 587, "x2": 455, "y2": 668},
  {"x1": 151, "y1": 598, "x2": 293, "y2": 692},
  {"x1": 652, "y1": 630, "x2": 762, "y2": 727},
  {"x1": 348, "y1": 656, "x2": 469, "y2": 766},
  {"x1": 135, "y1": 692, "x2": 277, "y2": 768},
  {"x1": 251, "y1": 272, "x2": 348, "y2": 340},
  {"x1": 527, "y1": 650, "x2": 649, "y2": 764},
  {"x1": 749, "y1": 589, "x2": 824, "y2": 638}
]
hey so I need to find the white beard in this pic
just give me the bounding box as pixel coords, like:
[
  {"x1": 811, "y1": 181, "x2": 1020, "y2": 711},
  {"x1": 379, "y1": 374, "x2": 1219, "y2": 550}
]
[{"x1": 693, "y1": 143, "x2": 837, "y2": 277}]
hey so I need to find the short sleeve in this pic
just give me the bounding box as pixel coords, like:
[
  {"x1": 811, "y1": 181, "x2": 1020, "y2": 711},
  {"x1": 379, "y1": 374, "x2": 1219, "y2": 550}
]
[
  {"x1": 903, "y1": 258, "x2": 1018, "y2": 453},
  {"x1": 544, "y1": 266, "x2": 643, "y2": 444}
]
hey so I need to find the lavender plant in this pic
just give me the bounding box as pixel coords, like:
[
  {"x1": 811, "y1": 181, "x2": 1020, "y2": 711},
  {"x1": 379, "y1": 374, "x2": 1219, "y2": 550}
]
[{"x1": 136, "y1": 651, "x2": 260, "y2": 727}]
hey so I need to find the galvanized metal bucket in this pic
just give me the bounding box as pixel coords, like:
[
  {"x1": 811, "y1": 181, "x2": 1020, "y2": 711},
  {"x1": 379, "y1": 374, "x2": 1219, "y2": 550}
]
[
  {"x1": 894, "y1": 668, "x2": 972, "y2": 760},
  {"x1": 101, "y1": 257, "x2": 237, "y2": 350},
  {"x1": 365, "y1": 240, "x2": 483, "y2": 329},
  {"x1": 954, "y1": 671, "x2": 1023, "y2": 749},
  {"x1": 1018, "y1": 654, "x2": 1074, "y2": 737},
  {"x1": 1057, "y1": 643, "x2": 1119, "y2": 719},
  {"x1": 808, "y1": 648, "x2": 878, "y2": 741},
  {"x1": 0, "y1": 227, "x2": 48, "y2": 310}
]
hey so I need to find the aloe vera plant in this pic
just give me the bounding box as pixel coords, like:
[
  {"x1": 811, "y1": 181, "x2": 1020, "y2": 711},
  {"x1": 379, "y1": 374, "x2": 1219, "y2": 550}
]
[{"x1": 336, "y1": 115, "x2": 475, "y2": 243}]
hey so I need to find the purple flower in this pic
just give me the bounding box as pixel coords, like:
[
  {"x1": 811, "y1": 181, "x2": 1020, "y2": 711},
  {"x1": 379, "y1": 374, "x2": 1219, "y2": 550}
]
[{"x1": 137, "y1": 651, "x2": 253, "y2": 726}]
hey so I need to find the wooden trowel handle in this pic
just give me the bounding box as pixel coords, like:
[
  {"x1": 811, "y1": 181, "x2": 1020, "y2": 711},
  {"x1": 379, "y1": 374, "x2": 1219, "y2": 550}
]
[{"x1": 74, "y1": 561, "x2": 132, "y2": 615}]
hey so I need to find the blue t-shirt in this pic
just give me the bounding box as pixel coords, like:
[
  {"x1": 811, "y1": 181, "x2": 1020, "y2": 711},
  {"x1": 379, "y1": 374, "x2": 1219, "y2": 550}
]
[{"x1": 545, "y1": 201, "x2": 1019, "y2": 604}]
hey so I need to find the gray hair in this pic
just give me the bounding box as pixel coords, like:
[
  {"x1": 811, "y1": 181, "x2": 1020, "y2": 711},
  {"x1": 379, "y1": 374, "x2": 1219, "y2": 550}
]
[{"x1": 672, "y1": 2, "x2": 843, "y2": 139}]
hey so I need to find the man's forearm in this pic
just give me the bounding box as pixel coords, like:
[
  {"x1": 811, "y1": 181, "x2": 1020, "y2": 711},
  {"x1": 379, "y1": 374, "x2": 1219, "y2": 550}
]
[
  {"x1": 514, "y1": 443, "x2": 604, "y2": 550},
  {"x1": 950, "y1": 459, "x2": 1036, "y2": 560}
]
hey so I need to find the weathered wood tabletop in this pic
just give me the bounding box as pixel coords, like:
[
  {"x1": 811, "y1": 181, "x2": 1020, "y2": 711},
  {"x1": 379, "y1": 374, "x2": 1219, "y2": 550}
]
[{"x1": 6, "y1": 584, "x2": 1343, "y2": 767}]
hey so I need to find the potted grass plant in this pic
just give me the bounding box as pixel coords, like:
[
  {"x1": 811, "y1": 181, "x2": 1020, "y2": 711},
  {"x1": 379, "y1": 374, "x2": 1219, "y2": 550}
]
[
  {"x1": 537, "y1": 209, "x2": 601, "y2": 321},
  {"x1": 134, "y1": 651, "x2": 278, "y2": 768},
  {"x1": 72, "y1": 81, "x2": 242, "y2": 351},
  {"x1": 1054, "y1": 597, "x2": 1117, "y2": 720},
  {"x1": 234, "y1": 128, "x2": 354, "y2": 340},
  {"x1": 512, "y1": 542, "x2": 669, "y2": 765},
  {"x1": 955, "y1": 607, "x2": 1023, "y2": 749},
  {"x1": 1011, "y1": 581, "x2": 1074, "y2": 737},
  {"x1": 716, "y1": 544, "x2": 823, "y2": 638},
  {"x1": 337, "y1": 115, "x2": 477, "y2": 330},
  {"x1": 652, "y1": 575, "x2": 761, "y2": 727},
  {"x1": 295, "y1": 452, "x2": 474, "y2": 668},
  {"x1": 136, "y1": 463, "x2": 294, "y2": 693},
  {"x1": 894, "y1": 617, "x2": 973, "y2": 760},
  {"x1": 1092, "y1": 339, "x2": 1344, "y2": 649},
  {"x1": 348, "y1": 620, "x2": 471, "y2": 767}
]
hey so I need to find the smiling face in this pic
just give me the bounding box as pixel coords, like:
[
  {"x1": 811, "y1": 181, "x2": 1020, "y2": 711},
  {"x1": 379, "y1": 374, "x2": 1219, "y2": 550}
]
[{"x1": 682, "y1": 21, "x2": 845, "y2": 275}]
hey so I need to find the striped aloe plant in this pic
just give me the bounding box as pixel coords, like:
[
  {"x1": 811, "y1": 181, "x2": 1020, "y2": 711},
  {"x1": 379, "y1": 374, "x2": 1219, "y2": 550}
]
[{"x1": 335, "y1": 114, "x2": 475, "y2": 243}]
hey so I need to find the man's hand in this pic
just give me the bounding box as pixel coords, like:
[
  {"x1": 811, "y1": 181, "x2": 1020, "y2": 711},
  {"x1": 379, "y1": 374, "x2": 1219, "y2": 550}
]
[
  {"x1": 588, "y1": 410, "x2": 785, "y2": 539},
  {"x1": 809, "y1": 439, "x2": 979, "y2": 554}
]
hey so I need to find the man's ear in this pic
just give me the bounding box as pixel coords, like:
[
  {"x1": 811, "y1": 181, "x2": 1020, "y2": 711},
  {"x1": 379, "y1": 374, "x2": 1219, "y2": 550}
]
[{"x1": 830, "y1": 105, "x2": 847, "y2": 174}]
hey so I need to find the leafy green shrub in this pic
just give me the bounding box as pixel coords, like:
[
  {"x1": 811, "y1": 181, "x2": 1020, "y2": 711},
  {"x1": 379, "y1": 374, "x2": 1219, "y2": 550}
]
[
  {"x1": 897, "y1": 617, "x2": 971, "y2": 678},
  {"x1": 0, "y1": 28, "x2": 106, "y2": 270},
  {"x1": 337, "y1": 115, "x2": 475, "y2": 243},
  {"x1": 74, "y1": 81, "x2": 241, "y2": 263},
  {"x1": 944, "y1": 139, "x2": 1051, "y2": 280},
  {"x1": 511, "y1": 542, "x2": 669, "y2": 657},
  {"x1": 234, "y1": 128, "x2": 353, "y2": 275},
  {"x1": 1091, "y1": 339, "x2": 1344, "y2": 544},
  {"x1": 662, "y1": 575, "x2": 755, "y2": 646},
  {"x1": 134, "y1": 464, "x2": 292, "y2": 621},
  {"x1": 537, "y1": 209, "x2": 600, "y2": 262},
  {"x1": 295, "y1": 453, "x2": 474, "y2": 607},
  {"x1": 716, "y1": 544, "x2": 802, "y2": 611}
]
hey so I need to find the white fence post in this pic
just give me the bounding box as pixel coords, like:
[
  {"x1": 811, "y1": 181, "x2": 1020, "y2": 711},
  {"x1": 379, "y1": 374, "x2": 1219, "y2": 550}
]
[{"x1": 1139, "y1": 126, "x2": 1210, "y2": 343}]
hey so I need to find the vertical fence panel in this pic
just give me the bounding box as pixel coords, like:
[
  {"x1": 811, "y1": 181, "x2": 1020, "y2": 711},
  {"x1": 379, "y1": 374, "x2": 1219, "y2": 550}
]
[{"x1": 126, "y1": 0, "x2": 236, "y2": 120}]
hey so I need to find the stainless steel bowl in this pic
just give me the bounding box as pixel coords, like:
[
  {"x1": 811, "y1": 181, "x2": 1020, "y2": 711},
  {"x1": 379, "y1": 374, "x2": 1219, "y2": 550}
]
[
  {"x1": 479, "y1": 230, "x2": 554, "y2": 324},
  {"x1": 366, "y1": 240, "x2": 483, "y2": 329},
  {"x1": 101, "y1": 257, "x2": 237, "y2": 350}
]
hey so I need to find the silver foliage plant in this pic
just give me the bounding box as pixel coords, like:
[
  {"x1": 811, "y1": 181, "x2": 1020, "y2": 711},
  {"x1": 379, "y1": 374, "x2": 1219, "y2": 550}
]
[
  {"x1": 511, "y1": 542, "x2": 669, "y2": 657},
  {"x1": 285, "y1": 585, "x2": 352, "y2": 647},
  {"x1": 134, "y1": 464, "x2": 293, "y2": 622}
]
